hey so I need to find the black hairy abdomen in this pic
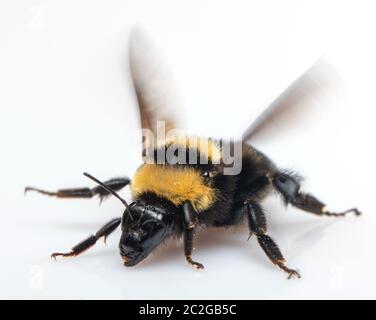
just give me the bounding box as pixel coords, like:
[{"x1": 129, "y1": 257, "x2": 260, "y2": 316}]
[{"x1": 198, "y1": 144, "x2": 276, "y2": 228}]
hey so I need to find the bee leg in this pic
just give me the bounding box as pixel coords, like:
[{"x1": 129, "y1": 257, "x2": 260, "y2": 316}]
[
  {"x1": 183, "y1": 202, "x2": 204, "y2": 270},
  {"x1": 25, "y1": 177, "x2": 130, "y2": 203},
  {"x1": 245, "y1": 200, "x2": 301, "y2": 279},
  {"x1": 272, "y1": 171, "x2": 361, "y2": 217},
  {"x1": 51, "y1": 218, "x2": 121, "y2": 260},
  {"x1": 184, "y1": 229, "x2": 204, "y2": 270}
]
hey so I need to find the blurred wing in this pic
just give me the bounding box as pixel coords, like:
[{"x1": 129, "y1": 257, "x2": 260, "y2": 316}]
[
  {"x1": 242, "y1": 58, "x2": 342, "y2": 145},
  {"x1": 129, "y1": 28, "x2": 183, "y2": 158}
]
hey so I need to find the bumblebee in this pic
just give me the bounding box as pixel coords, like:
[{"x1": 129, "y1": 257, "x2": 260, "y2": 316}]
[{"x1": 25, "y1": 32, "x2": 361, "y2": 279}]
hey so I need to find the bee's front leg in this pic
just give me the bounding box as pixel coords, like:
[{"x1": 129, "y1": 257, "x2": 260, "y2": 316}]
[
  {"x1": 25, "y1": 176, "x2": 130, "y2": 204},
  {"x1": 183, "y1": 202, "x2": 204, "y2": 270},
  {"x1": 51, "y1": 218, "x2": 121, "y2": 260}
]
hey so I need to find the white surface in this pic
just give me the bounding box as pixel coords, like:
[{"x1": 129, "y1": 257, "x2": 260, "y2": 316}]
[{"x1": 1, "y1": 0, "x2": 376, "y2": 299}]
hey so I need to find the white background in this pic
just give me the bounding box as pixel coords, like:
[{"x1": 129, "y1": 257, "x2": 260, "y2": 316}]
[{"x1": 1, "y1": 0, "x2": 375, "y2": 299}]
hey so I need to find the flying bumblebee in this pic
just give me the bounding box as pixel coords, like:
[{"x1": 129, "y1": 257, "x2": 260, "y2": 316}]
[{"x1": 25, "y1": 31, "x2": 361, "y2": 279}]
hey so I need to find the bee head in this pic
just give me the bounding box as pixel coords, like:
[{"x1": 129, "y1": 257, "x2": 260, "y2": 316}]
[
  {"x1": 83, "y1": 172, "x2": 178, "y2": 268},
  {"x1": 120, "y1": 197, "x2": 176, "y2": 266}
]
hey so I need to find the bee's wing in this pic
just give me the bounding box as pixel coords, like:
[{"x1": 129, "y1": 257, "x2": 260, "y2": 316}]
[
  {"x1": 242, "y1": 58, "x2": 342, "y2": 145},
  {"x1": 129, "y1": 28, "x2": 183, "y2": 158}
]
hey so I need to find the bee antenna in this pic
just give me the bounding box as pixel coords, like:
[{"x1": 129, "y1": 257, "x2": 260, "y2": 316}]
[{"x1": 83, "y1": 172, "x2": 133, "y2": 219}]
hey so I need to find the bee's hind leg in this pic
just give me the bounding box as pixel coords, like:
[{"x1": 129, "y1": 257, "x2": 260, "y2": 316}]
[
  {"x1": 271, "y1": 171, "x2": 361, "y2": 217},
  {"x1": 51, "y1": 218, "x2": 121, "y2": 260},
  {"x1": 245, "y1": 200, "x2": 301, "y2": 279},
  {"x1": 25, "y1": 177, "x2": 130, "y2": 203}
]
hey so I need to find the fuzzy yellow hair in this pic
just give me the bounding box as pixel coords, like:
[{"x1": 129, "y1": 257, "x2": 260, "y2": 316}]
[{"x1": 131, "y1": 164, "x2": 216, "y2": 212}]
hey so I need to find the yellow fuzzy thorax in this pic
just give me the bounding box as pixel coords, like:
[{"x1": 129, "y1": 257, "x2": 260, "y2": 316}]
[{"x1": 131, "y1": 164, "x2": 216, "y2": 212}]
